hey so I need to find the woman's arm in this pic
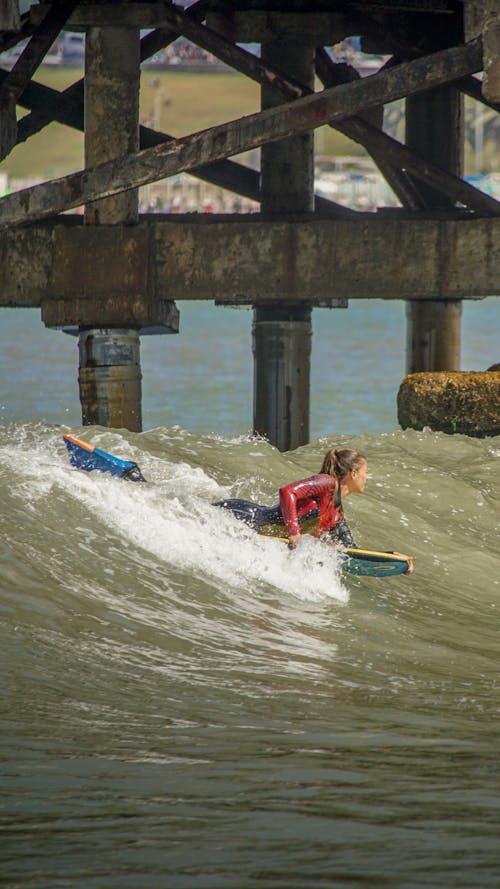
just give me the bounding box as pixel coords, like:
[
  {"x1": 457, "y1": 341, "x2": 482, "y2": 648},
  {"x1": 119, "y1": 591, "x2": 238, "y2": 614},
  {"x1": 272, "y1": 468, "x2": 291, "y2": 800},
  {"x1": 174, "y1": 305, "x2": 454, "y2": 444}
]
[
  {"x1": 279, "y1": 475, "x2": 335, "y2": 545},
  {"x1": 279, "y1": 482, "x2": 301, "y2": 538}
]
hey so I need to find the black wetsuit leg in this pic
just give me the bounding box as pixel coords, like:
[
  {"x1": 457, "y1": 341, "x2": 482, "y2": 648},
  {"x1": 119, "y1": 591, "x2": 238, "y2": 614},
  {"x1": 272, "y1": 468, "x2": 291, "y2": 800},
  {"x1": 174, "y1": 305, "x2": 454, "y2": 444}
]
[{"x1": 213, "y1": 498, "x2": 282, "y2": 528}]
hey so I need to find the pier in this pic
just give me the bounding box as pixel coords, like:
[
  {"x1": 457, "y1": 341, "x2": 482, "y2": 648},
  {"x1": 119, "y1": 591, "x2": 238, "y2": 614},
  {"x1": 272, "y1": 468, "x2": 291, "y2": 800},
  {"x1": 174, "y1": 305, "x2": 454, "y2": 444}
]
[{"x1": 0, "y1": 0, "x2": 499, "y2": 448}]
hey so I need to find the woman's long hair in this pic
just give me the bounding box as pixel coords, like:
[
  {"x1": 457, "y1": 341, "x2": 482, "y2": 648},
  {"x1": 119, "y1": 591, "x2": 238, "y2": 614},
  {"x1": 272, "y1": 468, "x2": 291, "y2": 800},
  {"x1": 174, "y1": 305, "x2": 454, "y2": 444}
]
[{"x1": 320, "y1": 448, "x2": 366, "y2": 480}]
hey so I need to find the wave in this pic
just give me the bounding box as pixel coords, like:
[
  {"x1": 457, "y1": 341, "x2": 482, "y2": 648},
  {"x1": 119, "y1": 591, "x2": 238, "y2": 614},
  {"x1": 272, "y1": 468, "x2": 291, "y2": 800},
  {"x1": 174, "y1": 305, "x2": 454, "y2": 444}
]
[
  {"x1": 1, "y1": 422, "x2": 499, "y2": 692},
  {"x1": 2, "y1": 422, "x2": 500, "y2": 888}
]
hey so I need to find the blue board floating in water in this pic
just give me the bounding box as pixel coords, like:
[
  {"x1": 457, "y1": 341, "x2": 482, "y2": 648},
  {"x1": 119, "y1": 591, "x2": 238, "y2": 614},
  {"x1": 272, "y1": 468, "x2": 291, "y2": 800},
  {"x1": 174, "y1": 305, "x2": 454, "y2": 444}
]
[{"x1": 63, "y1": 434, "x2": 146, "y2": 482}]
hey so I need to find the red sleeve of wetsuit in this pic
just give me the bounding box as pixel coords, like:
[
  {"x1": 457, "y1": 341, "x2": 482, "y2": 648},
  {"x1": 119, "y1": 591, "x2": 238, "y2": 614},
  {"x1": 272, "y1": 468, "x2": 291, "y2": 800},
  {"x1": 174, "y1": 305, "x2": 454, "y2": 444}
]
[{"x1": 279, "y1": 474, "x2": 335, "y2": 537}]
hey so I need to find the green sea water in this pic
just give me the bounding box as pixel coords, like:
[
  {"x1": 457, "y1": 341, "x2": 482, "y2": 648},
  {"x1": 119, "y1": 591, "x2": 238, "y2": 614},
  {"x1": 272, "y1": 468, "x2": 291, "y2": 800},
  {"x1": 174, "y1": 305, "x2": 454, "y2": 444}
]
[
  {"x1": 1, "y1": 301, "x2": 499, "y2": 888},
  {"x1": 1, "y1": 298, "x2": 499, "y2": 436}
]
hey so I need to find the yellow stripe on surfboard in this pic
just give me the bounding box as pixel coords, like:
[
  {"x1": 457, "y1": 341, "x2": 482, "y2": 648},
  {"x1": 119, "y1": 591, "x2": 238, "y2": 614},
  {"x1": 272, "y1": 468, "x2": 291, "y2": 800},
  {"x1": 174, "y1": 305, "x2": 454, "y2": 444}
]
[{"x1": 259, "y1": 533, "x2": 410, "y2": 567}]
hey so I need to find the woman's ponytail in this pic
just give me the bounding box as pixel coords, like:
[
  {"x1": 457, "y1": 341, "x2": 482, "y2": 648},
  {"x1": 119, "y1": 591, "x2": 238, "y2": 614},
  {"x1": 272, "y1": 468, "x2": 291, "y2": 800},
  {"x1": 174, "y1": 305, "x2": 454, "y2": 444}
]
[{"x1": 320, "y1": 447, "x2": 366, "y2": 479}]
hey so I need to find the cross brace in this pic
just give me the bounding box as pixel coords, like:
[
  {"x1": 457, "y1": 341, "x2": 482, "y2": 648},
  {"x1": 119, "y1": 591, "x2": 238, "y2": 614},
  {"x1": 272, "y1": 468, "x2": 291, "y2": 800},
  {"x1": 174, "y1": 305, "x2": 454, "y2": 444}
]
[{"x1": 1, "y1": 38, "x2": 497, "y2": 230}]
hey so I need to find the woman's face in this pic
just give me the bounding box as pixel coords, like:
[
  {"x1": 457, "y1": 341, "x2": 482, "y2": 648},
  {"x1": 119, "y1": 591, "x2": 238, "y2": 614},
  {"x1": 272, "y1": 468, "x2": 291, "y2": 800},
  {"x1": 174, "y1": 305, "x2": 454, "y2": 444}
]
[{"x1": 350, "y1": 459, "x2": 368, "y2": 493}]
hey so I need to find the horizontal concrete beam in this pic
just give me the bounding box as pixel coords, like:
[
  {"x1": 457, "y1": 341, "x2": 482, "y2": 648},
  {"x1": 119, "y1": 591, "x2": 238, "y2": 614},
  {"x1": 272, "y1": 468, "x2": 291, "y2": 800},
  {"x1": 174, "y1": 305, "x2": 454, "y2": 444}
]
[
  {"x1": 150, "y1": 214, "x2": 500, "y2": 303},
  {"x1": 30, "y1": 4, "x2": 349, "y2": 41},
  {"x1": 31, "y1": 2, "x2": 207, "y2": 30},
  {"x1": 206, "y1": 11, "x2": 349, "y2": 43},
  {"x1": 0, "y1": 215, "x2": 498, "y2": 322}
]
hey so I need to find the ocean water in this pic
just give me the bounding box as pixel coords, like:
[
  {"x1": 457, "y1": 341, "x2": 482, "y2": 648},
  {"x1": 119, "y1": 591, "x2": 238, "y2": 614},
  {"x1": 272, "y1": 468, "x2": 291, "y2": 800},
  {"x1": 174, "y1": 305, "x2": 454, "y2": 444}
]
[
  {"x1": 1, "y1": 298, "x2": 499, "y2": 436},
  {"x1": 1, "y1": 301, "x2": 500, "y2": 888}
]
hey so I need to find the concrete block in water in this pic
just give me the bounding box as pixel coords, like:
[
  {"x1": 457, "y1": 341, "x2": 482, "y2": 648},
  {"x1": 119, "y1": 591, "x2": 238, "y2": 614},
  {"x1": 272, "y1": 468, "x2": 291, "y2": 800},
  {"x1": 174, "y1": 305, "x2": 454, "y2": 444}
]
[{"x1": 397, "y1": 371, "x2": 500, "y2": 438}]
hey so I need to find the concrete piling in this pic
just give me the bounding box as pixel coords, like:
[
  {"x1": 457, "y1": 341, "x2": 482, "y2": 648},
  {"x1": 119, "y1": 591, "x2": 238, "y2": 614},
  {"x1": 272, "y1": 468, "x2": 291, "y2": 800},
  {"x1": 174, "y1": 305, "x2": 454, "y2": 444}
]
[
  {"x1": 255, "y1": 39, "x2": 315, "y2": 450},
  {"x1": 405, "y1": 300, "x2": 463, "y2": 373},
  {"x1": 82, "y1": 27, "x2": 142, "y2": 430},
  {"x1": 78, "y1": 329, "x2": 142, "y2": 431},
  {"x1": 252, "y1": 305, "x2": 312, "y2": 451},
  {"x1": 405, "y1": 86, "x2": 464, "y2": 373}
]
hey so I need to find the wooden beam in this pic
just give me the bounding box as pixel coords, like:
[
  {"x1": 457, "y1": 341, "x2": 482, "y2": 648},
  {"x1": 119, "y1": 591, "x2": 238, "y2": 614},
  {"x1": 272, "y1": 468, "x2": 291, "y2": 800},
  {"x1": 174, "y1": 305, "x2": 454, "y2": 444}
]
[
  {"x1": 140, "y1": 10, "x2": 495, "y2": 214},
  {"x1": 0, "y1": 0, "x2": 74, "y2": 102},
  {"x1": 315, "y1": 48, "x2": 428, "y2": 210},
  {"x1": 181, "y1": 11, "x2": 495, "y2": 215},
  {"x1": 9, "y1": 3, "x2": 351, "y2": 215},
  {"x1": 160, "y1": 12, "x2": 418, "y2": 210},
  {"x1": 159, "y1": 6, "x2": 306, "y2": 99},
  {"x1": 161, "y1": 10, "x2": 426, "y2": 209},
  {"x1": 193, "y1": 22, "x2": 495, "y2": 214},
  {"x1": 12, "y1": 74, "x2": 84, "y2": 140},
  {"x1": 4, "y1": 72, "x2": 354, "y2": 220},
  {"x1": 1, "y1": 216, "x2": 498, "y2": 313},
  {"x1": 12, "y1": 1, "x2": 208, "y2": 143},
  {"x1": 9, "y1": 8, "x2": 493, "y2": 216},
  {"x1": 0, "y1": 0, "x2": 20, "y2": 32},
  {"x1": 3, "y1": 4, "x2": 296, "y2": 211},
  {"x1": 0, "y1": 0, "x2": 78, "y2": 160},
  {"x1": 139, "y1": 123, "x2": 354, "y2": 218},
  {"x1": 0, "y1": 14, "x2": 34, "y2": 55},
  {"x1": 483, "y1": 0, "x2": 500, "y2": 103},
  {"x1": 32, "y1": 4, "x2": 351, "y2": 42},
  {"x1": 456, "y1": 74, "x2": 500, "y2": 113},
  {"x1": 0, "y1": 3, "x2": 77, "y2": 105},
  {"x1": 336, "y1": 115, "x2": 499, "y2": 215},
  {"x1": 0, "y1": 38, "x2": 492, "y2": 230}
]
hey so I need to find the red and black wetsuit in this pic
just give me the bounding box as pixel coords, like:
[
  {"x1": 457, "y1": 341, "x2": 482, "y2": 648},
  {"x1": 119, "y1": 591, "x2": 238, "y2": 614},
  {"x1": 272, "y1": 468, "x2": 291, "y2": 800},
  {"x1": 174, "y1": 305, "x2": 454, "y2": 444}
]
[
  {"x1": 214, "y1": 474, "x2": 356, "y2": 546},
  {"x1": 279, "y1": 473, "x2": 342, "y2": 538}
]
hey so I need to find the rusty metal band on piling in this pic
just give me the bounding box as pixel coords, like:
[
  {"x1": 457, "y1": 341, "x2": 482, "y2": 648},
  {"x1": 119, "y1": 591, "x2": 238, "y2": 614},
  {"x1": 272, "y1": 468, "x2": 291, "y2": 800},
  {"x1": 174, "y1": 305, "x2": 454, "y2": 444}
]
[{"x1": 78, "y1": 329, "x2": 142, "y2": 430}]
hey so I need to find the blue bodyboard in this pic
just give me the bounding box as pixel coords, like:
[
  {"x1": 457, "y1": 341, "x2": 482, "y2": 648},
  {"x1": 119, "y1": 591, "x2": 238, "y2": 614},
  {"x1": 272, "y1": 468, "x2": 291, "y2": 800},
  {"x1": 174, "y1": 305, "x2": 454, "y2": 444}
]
[
  {"x1": 63, "y1": 435, "x2": 146, "y2": 481},
  {"x1": 343, "y1": 549, "x2": 410, "y2": 577}
]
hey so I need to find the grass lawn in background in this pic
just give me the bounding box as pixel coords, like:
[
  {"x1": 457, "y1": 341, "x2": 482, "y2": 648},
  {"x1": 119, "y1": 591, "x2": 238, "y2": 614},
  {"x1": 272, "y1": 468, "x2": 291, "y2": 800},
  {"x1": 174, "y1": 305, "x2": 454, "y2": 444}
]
[{"x1": 1, "y1": 67, "x2": 365, "y2": 182}]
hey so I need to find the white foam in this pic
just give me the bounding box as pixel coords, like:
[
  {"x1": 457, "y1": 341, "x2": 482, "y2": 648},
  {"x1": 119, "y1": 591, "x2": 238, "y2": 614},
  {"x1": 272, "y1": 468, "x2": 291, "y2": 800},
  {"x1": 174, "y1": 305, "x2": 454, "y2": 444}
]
[
  {"x1": 63, "y1": 467, "x2": 348, "y2": 605},
  {"x1": 2, "y1": 434, "x2": 347, "y2": 604}
]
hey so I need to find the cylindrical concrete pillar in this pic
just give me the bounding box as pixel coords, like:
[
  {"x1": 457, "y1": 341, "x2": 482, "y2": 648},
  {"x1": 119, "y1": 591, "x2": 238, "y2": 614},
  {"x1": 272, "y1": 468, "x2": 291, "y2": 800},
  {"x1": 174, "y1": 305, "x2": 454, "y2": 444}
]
[
  {"x1": 81, "y1": 28, "x2": 142, "y2": 429},
  {"x1": 405, "y1": 86, "x2": 463, "y2": 372},
  {"x1": 405, "y1": 301, "x2": 462, "y2": 373},
  {"x1": 254, "y1": 40, "x2": 315, "y2": 450},
  {"x1": 78, "y1": 329, "x2": 142, "y2": 431},
  {"x1": 253, "y1": 305, "x2": 312, "y2": 451}
]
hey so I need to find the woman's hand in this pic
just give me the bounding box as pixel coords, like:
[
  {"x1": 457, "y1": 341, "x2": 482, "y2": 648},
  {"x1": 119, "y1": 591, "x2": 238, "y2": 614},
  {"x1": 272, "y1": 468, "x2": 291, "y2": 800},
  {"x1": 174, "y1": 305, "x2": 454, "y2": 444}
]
[
  {"x1": 288, "y1": 534, "x2": 300, "y2": 550},
  {"x1": 392, "y1": 552, "x2": 415, "y2": 575}
]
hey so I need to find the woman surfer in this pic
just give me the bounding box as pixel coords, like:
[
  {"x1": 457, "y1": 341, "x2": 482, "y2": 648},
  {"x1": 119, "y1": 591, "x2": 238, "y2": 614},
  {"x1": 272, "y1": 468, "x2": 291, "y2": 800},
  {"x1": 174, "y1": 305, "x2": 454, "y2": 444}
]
[
  {"x1": 279, "y1": 447, "x2": 367, "y2": 550},
  {"x1": 215, "y1": 447, "x2": 414, "y2": 574}
]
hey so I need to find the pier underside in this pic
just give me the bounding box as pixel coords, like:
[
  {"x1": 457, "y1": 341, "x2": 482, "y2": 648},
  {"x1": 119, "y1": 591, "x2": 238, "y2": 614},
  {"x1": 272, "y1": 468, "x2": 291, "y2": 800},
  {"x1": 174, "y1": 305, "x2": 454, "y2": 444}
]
[{"x1": 1, "y1": 1, "x2": 499, "y2": 445}]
